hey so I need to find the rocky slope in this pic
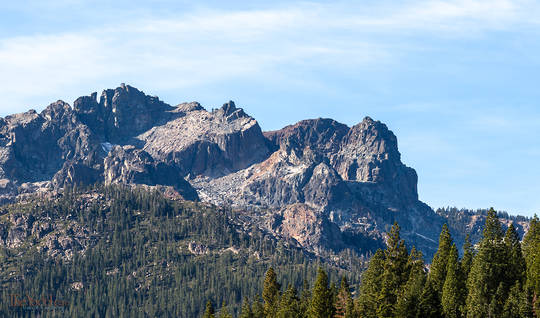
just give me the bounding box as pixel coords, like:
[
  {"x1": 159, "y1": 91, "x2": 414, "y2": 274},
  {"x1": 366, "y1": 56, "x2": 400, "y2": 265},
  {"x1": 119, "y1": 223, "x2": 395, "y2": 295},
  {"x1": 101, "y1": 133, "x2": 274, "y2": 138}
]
[{"x1": 0, "y1": 84, "x2": 524, "y2": 260}]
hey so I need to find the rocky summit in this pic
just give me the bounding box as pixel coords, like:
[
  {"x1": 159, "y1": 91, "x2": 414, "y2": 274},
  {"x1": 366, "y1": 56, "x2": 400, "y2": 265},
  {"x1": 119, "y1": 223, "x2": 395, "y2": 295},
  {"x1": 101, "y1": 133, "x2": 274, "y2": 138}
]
[{"x1": 0, "y1": 84, "x2": 517, "y2": 259}]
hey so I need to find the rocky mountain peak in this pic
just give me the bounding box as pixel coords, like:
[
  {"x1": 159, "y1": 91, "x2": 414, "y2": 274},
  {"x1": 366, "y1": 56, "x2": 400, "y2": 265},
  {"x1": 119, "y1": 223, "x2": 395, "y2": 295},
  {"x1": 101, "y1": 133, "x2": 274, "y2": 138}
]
[
  {"x1": 0, "y1": 84, "x2": 446, "y2": 258},
  {"x1": 264, "y1": 118, "x2": 349, "y2": 154},
  {"x1": 221, "y1": 100, "x2": 236, "y2": 115}
]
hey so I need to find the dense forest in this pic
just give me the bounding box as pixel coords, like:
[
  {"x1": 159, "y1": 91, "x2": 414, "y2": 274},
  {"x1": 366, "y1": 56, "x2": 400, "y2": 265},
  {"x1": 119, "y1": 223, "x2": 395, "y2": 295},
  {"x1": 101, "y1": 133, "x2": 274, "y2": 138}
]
[
  {"x1": 210, "y1": 209, "x2": 540, "y2": 318},
  {"x1": 0, "y1": 185, "x2": 364, "y2": 317},
  {"x1": 0, "y1": 185, "x2": 538, "y2": 317}
]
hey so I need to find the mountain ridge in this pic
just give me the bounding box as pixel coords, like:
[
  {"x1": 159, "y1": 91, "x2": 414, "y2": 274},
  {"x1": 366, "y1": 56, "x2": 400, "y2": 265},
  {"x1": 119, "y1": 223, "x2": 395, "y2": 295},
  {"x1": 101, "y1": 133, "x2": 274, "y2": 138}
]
[{"x1": 0, "y1": 84, "x2": 529, "y2": 260}]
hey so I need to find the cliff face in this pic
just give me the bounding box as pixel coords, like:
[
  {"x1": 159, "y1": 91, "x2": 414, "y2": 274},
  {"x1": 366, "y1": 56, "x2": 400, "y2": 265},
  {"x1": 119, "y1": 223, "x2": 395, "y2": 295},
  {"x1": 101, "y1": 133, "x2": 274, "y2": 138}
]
[
  {"x1": 194, "y1": 117, "x2": 443, "y2": 257},
  {"x1": 0, "y1": 84, "x2": 447, "y2": 258}
]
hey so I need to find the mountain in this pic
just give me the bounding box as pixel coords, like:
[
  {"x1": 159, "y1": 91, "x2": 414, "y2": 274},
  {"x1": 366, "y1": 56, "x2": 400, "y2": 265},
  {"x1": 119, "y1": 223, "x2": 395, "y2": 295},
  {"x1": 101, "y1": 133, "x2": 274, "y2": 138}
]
[{"x1": 0, "y1": 84, "x2": 528, "y2": 261}]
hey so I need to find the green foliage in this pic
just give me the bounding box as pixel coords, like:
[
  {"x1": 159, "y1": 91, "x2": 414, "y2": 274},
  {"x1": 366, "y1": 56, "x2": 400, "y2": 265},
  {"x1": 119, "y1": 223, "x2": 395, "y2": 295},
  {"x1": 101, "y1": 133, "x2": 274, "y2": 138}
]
[
  {"x1": 239, "y1": 298, "x2": 254, "y2": 318},
  {"x1": 203, "y1": 300, "x2": 216, "y2": 318},
  {"x1": 252, "y1": 299, "x2": 265, "y2": 318},
  {"x1": 0, "y1": 185, "x2": 361, "y2": 317},
  {"x1": 523, "y1": 215, "x2": 540, "y2": 315},
  {"x1": 461, "y1": 234, "x2": 474, "y2": 281},
  {"x1": 376, "y1": 222, "x2": 409, "y2": 317},
  {"x1": 428, "y1": 224, "x2": 453, "y2": 298},
  {"x1": 276, "y1": 285, "x2": 301, "y2": 318},
  {"x1": 465, "y1": 208, "x2": 529, "y2": 318},
  {"x1": 504, "y1": 224, "x2": 527, "y2": 286},
  {"x1": 218, "y1": 302, "x2": 233, "y2": 318},
  {"x1": 356, "y1": 249, "x2": 385, "y2": 318},
  {"x1": 502, "y1": 282, "x2": 529, "y2": 318},
  {"x1": 395, "y1": 248, "x2": 426, "y2": 318},
  {"x1": 308, "y1": 268, "x2": 334, "y2": 318},
  {"x1": 1, "y1": 185, "x2": 537, "y2": 318},
  {"x1": 417, "y1": 280, "x2": 442, "y2": 318},
  {"x1": 442, "y1": 244, "x2": 464, "y2": 318},
  {"x1": 263, "y1": 267, "x2": 281, "y2": 317}
]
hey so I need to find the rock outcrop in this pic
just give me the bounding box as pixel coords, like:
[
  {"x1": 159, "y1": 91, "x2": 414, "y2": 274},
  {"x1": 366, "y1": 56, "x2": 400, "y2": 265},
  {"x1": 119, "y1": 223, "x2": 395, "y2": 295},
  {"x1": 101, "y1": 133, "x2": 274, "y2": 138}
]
[
  {"x1": 194, "y1": 117, "x2": 443, "y2": 256},
  {"x1": 104, "y1": 145, "x2": 199, "y2": 201}
]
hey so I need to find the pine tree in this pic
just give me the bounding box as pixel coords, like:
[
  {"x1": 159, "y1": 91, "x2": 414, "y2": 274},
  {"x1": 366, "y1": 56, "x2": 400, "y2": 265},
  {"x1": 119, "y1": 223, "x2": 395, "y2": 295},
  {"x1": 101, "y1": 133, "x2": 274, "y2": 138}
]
[
  {"x1": 217, "y1": 302, "x2": 233, "y2": 318},
  {"x1": 334, "y1": 277, "x2": 354, "y2": 318},
  {"x1": 523, "y1": 215, "x2": 540, "y2": 316},
  {"x1": 203, "y1": 300, "x2": 216, "y2": 318},
  {"x1": 488, "y1": 283, "x2": 506, "y2": 317},
  {"x1": 376, "y1": 222, "x2": 409, "y2": 317},
  {"x1": 277, "y1": 285, "x2": 301, "y2": 318},
  {"x1": 461, "y1": 234, "x2": 474, "y2": 281},
  {"x1": 300, "y1": 280, "x2": 311, "y2": 316},
  {"x1": 239, "y1": 298, "x2": 254, "y2": 318},
  {"x1": 308, "y1": 267, "x2": 333, "y2": 318},
  {"x1": 356, "y1": 249, "x2": 385, "y2": 318},
  {"x1": 504, "y1": 223, "x2": 527, "y2": 286},
  {"x1": 442, "y1": 244, "x2": 464, "y2": 318},
  {"x1": 502, "y1": 282, "x2": 527, "y2": 318},
  {"x1": 263, "y1": 267, "x2": 281, "y2": 317},
  {"x1": 252, "y1": 299, "x2": 265, "y2": 318},
  {"x1": 466, "y1": 208, "x2": 507, "y2": 318},
  {"x1": 429, "y1": 224, "x2": 453, "y2": 298},
  {"x1": 417, "y1": 279, "x2": 442, "y2": 318},
  {"x1": 395, "y1": 247, "x2": 426, "y2": 318}
]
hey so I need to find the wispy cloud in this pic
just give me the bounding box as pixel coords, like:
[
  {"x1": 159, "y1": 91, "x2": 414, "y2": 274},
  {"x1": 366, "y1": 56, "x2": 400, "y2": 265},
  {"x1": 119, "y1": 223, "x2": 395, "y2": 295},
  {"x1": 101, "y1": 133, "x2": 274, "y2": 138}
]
[{"x1": 0, "y1": 0, "x2": 539, "y2": 113}]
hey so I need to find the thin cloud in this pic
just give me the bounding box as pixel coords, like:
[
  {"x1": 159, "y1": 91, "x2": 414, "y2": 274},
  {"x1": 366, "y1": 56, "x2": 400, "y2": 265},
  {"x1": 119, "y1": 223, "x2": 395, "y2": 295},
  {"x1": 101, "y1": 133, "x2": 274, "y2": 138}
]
[{"x1": 0, "y1": 0, "x2": 539, "y2": 113}]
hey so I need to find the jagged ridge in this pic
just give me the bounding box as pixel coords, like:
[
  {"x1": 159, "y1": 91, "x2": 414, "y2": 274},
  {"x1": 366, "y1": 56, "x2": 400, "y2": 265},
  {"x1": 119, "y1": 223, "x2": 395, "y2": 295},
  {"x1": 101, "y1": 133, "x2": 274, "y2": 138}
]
[{"x1": 0, "y1": 84, "x2": 494, "y2": 259}]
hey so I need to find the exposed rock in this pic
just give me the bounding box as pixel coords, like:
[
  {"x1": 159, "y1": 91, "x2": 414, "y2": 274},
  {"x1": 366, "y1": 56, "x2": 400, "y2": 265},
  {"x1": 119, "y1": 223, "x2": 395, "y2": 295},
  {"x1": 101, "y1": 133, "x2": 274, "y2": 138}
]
[
  {"x1": 188, "y1": 242, "x2": 209, "y2": 255},
  {"x1": 138, "y1": 100, "x2": 271, "y2": 178},
  {"x1": 75, "y1": 84, "x2": 173, "y2": 143},
  {"x1": 104, "y1": 145, "x2": 199, "y2": 201}
]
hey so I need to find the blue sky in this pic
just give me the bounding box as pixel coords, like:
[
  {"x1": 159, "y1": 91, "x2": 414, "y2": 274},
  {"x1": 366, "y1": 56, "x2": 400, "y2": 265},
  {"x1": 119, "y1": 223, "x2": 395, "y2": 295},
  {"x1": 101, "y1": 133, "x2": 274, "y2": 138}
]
[{"x1": 1, "y1": 0, "x2": 539, "y2": 216}]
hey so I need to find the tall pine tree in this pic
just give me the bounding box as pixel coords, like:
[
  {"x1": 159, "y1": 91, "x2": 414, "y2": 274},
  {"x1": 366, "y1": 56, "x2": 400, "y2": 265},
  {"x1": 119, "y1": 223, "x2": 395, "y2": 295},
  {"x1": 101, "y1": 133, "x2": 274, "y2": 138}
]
[
  {"x1": 466, "y1": 208, "x2": 507, "y2": 318},
  {"x1": 263, "y1": 267, "x2": 281, "y2": 317},
  {"x1": 442, "y1": 243, "x2": 465, "y2": 318},
  {"x1": 376, "y1": 222, "x2": 409, "y2": 317},
  {"x1": 308, "y1": 267, "x2": 333, "y2": 318},
  {"x1": 429, "y1": 224, "x2": 454, "y2": 299},
  {"x1": 395, "y1": 247, "x2": 426, "y2": 317},
  {"x1": 523, "y1": 215, "x2": 540, "y2": 316},
  {"x1": 504, "y1": 223, "x2": 527, "y2": 286},
  {"x1": 461, "y1": 234, "x2": 474, "y2": 282},
  {"x1": 356, "y1": 249, "x2": 385, "y2": 318}
]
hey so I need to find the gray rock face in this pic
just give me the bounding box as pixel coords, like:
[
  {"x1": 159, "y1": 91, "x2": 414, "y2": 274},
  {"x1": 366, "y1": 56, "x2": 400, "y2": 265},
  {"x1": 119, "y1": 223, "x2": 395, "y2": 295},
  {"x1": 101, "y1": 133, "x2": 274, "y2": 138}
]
[
  {"x1": 74, "y1": 84, "x2": 173, "y2": 143},
  {"x1": 104, "y1": 145, "x2": 199, "y2": 201},
  {"x1": 0, "y1": 84, "x2": 450, "y2": 258},
  {"x1": 195, "y1": 116, "x2": 444, "y2": 256},
  {"x1": 0, "y1": 85, "x2": 271, "y2": 202},
  {"x1": 138, "y1": 100, "x2": 271, "y2": 177}
]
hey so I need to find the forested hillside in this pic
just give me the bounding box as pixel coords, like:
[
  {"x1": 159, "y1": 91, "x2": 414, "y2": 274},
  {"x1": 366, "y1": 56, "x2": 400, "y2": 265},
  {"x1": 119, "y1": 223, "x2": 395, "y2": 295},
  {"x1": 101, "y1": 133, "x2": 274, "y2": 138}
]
[
  {"x1": 0, "y1": 185, "x2": 364, "y2": 317},
  {"x1": 0, "y1": 185, "x2": 537, "y2": 317},
  {"x1": 214, "y1": 209, "x2": 539, "y2": 318}
]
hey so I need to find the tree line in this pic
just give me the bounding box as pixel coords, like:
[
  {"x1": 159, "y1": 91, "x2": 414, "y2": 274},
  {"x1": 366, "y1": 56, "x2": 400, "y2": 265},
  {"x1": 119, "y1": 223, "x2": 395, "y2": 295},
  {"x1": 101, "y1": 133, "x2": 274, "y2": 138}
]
[{"x1": 205, "y1": 208, "x2": 540, "y2": 317}]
